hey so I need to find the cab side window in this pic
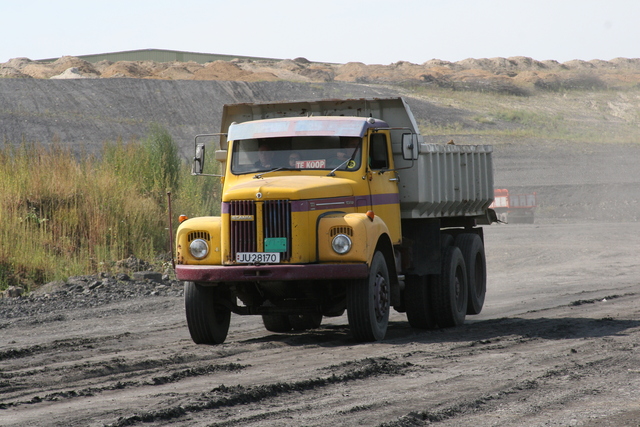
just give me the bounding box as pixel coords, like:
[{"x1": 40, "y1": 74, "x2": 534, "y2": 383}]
[{"x1": 369, "y1": 133, "x2": 389, "y2": 169}]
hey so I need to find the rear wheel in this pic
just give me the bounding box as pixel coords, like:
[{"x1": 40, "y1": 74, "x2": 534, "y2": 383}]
[
  {"x1": 262, "y1": 314, "x2": 292, "y2": 332},
  {"x1": 184, "y1": 281, "x2": 231, "y2": 345},
  {"x1": 405, "y1": 274, "x2": 437, "y2": 329},
  {"x1": 289, "y1": 314, "x2": 323, "y2": 330},
  {"x1": 431, "y1": 246, "x2": 468, "y2": 328},
  {"x1": 347, "y1": 251, "x2": 390, "y2": 342},
  {"x1": 441, "y1": 232, "x2": 454, "y2": 250},
  {"x1": 455, "y1": 233, "x2": 487, "y2": 315}
]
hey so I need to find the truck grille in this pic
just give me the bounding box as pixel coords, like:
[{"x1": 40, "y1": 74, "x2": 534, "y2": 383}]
[{"x1": 229, "y1": 200, "x2": 291, "y2": 262}]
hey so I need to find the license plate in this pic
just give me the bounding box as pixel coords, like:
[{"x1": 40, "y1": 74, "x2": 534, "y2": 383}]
[{"x1": 236, "y1": 252, "x2": 280, "y2": 264}]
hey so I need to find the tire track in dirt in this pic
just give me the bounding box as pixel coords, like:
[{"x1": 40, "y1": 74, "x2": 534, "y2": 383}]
[
  {"x1": 1, "y1": 362, "x2": 246, "y2": 410},
  {"x1": 1, "y1": 324, "x2": 251, "y2": 409},
  {"x1": 0, "y1": 333, "x2": 135, "y2": 362},
  {"x1": 106, "y1": 357, "x2": 412, "y2": 427}
]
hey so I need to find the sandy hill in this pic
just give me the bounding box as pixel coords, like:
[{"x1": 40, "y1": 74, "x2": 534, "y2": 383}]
[{"x1": 3, "y1": 55, "x2": 640, "y2": 93}]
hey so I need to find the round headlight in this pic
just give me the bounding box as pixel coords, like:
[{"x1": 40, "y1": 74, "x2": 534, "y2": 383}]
[
  {"x1": 331, "y1": 234, "x2": 352, "y2": 255},
  {"x1": 189, "y1": 238, "x2": 209, "y2": 259}
]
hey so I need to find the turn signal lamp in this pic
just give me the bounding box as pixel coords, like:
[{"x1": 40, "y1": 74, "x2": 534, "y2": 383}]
[
  {"x1": 178, "y1": 215, "x2": 189, "y2": 223},
  {"x1": 366, "y1": 211, "x2": 375, "y2": 221}
]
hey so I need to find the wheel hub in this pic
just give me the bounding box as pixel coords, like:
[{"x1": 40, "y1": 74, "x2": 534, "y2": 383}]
[
  {"x1": 454, "y1": 273, "x2": 464, "y2": 311},
  {"x1": 373, "y1": 273, "x2": 389, "y2": 320}
]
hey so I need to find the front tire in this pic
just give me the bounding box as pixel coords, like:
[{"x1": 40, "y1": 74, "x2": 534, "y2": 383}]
[
  {"x1": 184, "y1": 282, "x2": 231, "y2": 345},
  {"x1": 347, "y1": 251, "x2": 391, "y2": 342}
]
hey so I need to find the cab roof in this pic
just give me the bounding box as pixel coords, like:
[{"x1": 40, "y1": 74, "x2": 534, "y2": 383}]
[{"x1": 227, "y1": 116, "x2": 388, "y2": 141}]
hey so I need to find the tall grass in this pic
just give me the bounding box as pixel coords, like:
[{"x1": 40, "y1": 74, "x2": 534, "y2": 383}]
[{"x1": 0, "y1": 126, "x2": 219, "y2": 290}]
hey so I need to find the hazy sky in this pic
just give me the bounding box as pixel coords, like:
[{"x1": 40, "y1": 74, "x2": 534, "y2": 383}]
[{"x1": 2, "y1": 0, "x2": 638, "y2": 64}]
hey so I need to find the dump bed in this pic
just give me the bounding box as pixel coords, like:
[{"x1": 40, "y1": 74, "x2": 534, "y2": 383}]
[
  {"x1": 220, "y1": 97, "x2": 494, "y2": 220},
  {"x1": 396, "y1": 143, "x2": 493, "y2": 219}
]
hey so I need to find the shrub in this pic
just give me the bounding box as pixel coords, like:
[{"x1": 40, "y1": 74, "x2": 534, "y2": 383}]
[{"x1": 0, "y1": 125, "x2": 219, "y2": 291}]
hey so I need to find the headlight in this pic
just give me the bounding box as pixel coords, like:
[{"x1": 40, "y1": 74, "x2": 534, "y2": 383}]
[
  {"x1": 189, "y1": 239, "x2": 209, "y2": 259},
  {"x1": 331, "y1": 234, "x2": 352, "y2": 255}
]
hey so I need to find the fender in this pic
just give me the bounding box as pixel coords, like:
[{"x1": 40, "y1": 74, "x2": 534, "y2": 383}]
[
  {"x1": 175, "y1": 216, "x2": 222, "y2": 265},
  {"x1": 317, "y1": 212, "x2": 391, "y2": 265}
]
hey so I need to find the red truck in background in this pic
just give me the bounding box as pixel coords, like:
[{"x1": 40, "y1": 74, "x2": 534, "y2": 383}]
[{"x1": 490, "y1": 189, "x2": 537, "y2": 224}]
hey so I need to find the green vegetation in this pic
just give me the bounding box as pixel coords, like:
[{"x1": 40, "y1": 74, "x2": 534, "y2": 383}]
[{"x1": 0, "y1": 125, "x2": 219, "y2": 291}]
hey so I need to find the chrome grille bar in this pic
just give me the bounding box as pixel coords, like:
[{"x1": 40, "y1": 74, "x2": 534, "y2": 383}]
[{"x1": 230, "y1": 200, "x2": 256, "y2": 257}]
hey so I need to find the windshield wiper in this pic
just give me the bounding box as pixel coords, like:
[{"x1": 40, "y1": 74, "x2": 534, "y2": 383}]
[
  {"x1": 327, "y1": 159, "x2": 350, "y2": 176},
  {"x1": 254, "y1": 167, "x2": 283, "y2": 179},
  {"x1": 253, "y1": 167, "x2": 300, "y2": 179}
]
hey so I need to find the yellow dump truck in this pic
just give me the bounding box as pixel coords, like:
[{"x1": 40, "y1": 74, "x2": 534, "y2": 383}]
[{"x1": 175, "y1": 98, "x2": 496, "y2": 344}]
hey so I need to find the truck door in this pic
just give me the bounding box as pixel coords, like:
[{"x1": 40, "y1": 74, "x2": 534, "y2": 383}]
[{"x1": 366, "y1": 132, "x2": 402, "y2": 244}]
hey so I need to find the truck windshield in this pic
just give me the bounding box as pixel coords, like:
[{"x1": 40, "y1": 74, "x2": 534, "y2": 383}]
[{"x1": 230, "y1": 136, "x2": 362, "y2": 174}]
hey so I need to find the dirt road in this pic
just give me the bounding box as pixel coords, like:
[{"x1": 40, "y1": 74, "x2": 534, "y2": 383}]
[{"x1": 2, "y1": 221, "x2": 639, "y2": 426}]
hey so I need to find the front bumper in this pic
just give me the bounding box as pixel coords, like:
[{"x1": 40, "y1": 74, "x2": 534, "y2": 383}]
[{"x1": 175, "y1": 263, "x2": 369, "y2": 283}]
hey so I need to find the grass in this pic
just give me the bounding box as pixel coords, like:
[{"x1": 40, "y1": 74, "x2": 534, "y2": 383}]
[
  {"x1": 0, "y1": 125, "x2": 220, "y2": 291},
  {"x1": 410, "y1": 85, "x2": 640, "y2": 144}
]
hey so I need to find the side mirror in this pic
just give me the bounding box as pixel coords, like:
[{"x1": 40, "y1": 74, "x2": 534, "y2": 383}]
[
  {"x1": 193, "y1": 143, "x2": 205, "y2": 175},
  {"x1": 402, "y1": 133, "x2": 418, "y2": 160}
]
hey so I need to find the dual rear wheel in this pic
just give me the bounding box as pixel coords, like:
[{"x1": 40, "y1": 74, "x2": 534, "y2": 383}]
[
  {"x1": 456, "y1": 233, "x2": 486, "y2": 315},
  {"x1": 405, "y1": 233, "x2": 486, "y2": 330}
]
